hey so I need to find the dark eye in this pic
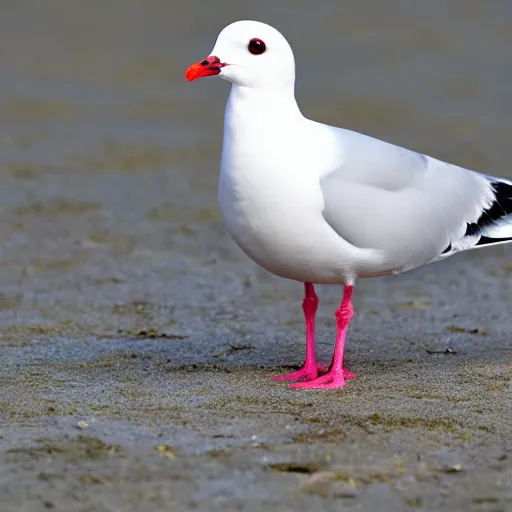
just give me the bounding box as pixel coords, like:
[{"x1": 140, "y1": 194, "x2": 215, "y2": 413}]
[{"x1": 248, "y1": 38, "x2": 266, "y2": 55}]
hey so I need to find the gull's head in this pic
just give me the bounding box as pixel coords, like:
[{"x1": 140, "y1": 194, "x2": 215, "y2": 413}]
[{"x1": 185, "y1": 20, "x2": 295, "y2": 90}]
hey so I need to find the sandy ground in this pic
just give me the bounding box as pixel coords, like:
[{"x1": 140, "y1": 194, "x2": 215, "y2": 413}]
[{"x1": 0, "y1": 1, "x2": 511, "y2": 511}]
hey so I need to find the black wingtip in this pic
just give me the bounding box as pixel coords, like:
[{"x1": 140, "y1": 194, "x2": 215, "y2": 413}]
[
  {"x1": 463, "y1": 180, "x2": 512, "y2": 241},
  {"x1": 475, "y1": 235, "x2": 512, "y2": 247}
]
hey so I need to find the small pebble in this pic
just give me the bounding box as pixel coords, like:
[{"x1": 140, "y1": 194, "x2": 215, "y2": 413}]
[
  {"x1": 154, "y1": 444, "x2": 176, "y2": 459},
  {"x1": 76, "y1": 420, "x2": 89, "y2": 429},
  {"x1": 439, "y1": 463, "x2": 463, "y2": 473},
  {"x1": 301, "y1": 471, "x2": 338, "y2": 498}
]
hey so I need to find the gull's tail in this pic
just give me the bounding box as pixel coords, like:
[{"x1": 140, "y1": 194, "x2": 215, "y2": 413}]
[
  {"x1": 436, "y1": 176, "x2": 512, "y2": 262},
  {"x1": 466, "y1": 178, "x2": 512, "y2": 247}
]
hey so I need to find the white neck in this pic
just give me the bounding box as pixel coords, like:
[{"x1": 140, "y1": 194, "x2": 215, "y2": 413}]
[
  {"x1": 220, "y1": 83, "x2": 308, "y2": 181},
  {"x1": 224, "y1": 84, "x2": 303, "y2": 137}
]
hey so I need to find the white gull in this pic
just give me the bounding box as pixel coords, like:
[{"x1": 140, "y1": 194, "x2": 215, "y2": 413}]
[{"x1": 186, "y1": 20, "x2": 512, "y2": 389}]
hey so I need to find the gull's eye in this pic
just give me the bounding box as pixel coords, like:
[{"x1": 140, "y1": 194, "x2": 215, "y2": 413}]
[{"x1": 248, "y1": 38, "x2": 266, "y2": 55}]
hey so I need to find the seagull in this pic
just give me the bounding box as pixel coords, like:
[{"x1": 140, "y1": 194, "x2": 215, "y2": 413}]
[{"x1": 185, "y1": 20, "x2": 512, "y2": 389}]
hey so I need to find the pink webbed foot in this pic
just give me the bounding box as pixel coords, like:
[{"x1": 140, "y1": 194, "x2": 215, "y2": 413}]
[
  {"x1": 289, "y1": 370, "x2": 348, "y2": 390},
  {"x1": 271, "y1": 363, "x2": 329, "y2": 382}
]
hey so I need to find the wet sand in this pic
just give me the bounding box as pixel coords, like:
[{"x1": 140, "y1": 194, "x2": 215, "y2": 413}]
[{"x1": 0, "y1": 1, "x2": 511, "y2": 511}]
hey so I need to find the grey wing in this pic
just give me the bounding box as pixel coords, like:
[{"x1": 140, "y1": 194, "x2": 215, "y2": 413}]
[{"x1": 320, "y1": 130, "x2": 510, "y2": 273}]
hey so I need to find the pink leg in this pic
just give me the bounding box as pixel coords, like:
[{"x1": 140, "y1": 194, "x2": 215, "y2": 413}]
[
  {"x1": 272, "y1": 283, "x2": 328, "y2": 382},
  {"x1": 291, "y1": 284, "x2": 355, "y2": 390}
]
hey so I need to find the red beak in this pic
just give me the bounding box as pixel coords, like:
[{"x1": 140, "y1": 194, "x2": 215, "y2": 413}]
[{"x1": 185, "y1": 56, "x2": 227, "y2": 82}]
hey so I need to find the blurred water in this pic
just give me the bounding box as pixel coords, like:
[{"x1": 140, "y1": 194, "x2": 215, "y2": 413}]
[{"x1": 1, "y1": 1, "x2": 512, "y2": 171}]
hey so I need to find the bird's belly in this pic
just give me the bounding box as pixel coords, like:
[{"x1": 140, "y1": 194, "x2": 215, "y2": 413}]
[
  {"x1": 218, "y1": 172, "x2": 355, "y2": 283},
  {"x1": 224, "y1": 211, "x2": 335, "y2": 282}
]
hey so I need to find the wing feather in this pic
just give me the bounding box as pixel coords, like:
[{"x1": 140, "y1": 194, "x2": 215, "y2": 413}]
[{"x1": 320, "y1": 128, "x2": 506, "y2": 273}]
